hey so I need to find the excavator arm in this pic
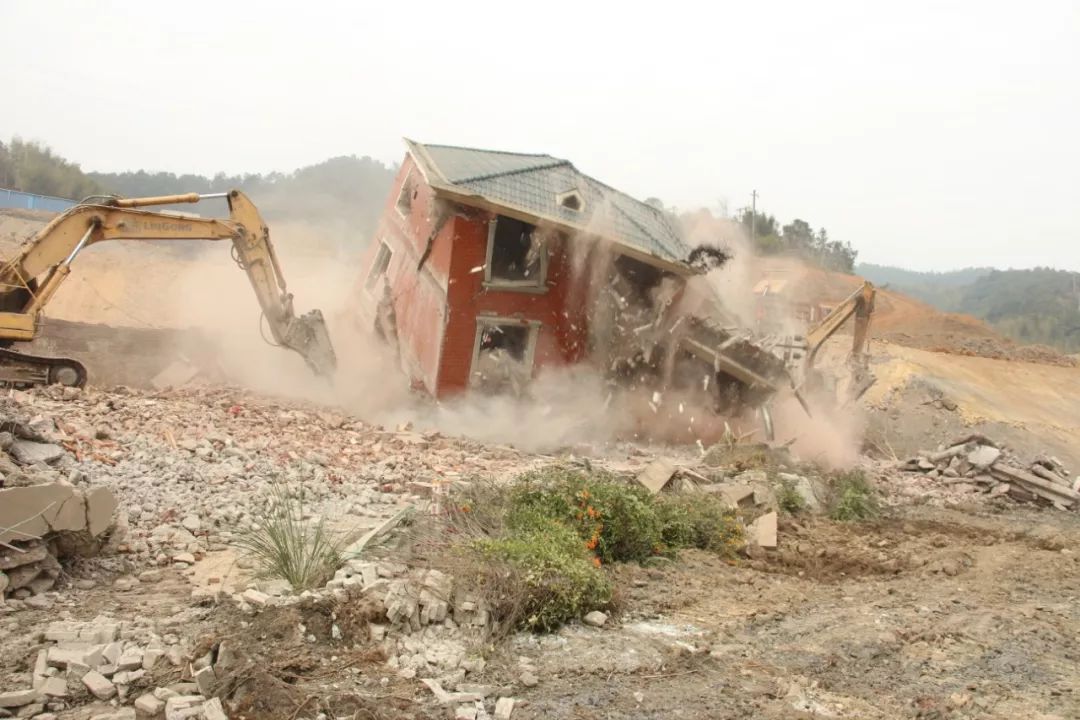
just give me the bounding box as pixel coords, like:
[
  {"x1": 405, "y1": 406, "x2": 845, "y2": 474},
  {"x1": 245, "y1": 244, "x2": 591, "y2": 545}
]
[
  {"x1": 0, "y1": 190, "x2": 336, "y2": 385},
  {"x1": 799, "y1": 280, "x2": 876, "y2": 401}
]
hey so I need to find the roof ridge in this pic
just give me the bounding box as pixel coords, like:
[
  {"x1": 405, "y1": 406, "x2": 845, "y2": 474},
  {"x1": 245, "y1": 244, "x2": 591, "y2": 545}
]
[
  {"x1": 454, "y1": 158, "x2": 571, "y2": 184},
  {"x1": 419, "y1": 141, "x2": 559, "y2": 161}
]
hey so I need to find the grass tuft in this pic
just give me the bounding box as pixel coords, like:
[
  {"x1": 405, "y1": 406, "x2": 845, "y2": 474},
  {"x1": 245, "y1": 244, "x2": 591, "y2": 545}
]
[{"x1": 233, "y1": 483, "x2": 349, "y2": 591}]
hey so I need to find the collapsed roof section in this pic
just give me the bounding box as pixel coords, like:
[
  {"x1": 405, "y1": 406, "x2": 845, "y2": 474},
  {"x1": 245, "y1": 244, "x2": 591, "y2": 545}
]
[{"x1": 404, "y1": 139, "x2": 692, "y2": 273}]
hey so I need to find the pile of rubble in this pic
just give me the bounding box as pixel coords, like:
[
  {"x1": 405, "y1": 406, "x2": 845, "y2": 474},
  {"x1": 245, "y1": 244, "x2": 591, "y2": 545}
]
[
  {"x1": 0, "y1": 412, "x2": 118, "y2": 607},
  {"x1": 899, "y1": 435, "x2": 1080, "y2": 511},
  {"x1": 0, "y1": 613, "x2": 228, "y2": 720}
]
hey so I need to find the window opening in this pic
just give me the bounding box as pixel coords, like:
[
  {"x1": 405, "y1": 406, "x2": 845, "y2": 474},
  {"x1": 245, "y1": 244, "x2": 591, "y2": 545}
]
[
  {"x1": 488, "y1": 216, "x2": 545, "y2": 285},
  {"x1": 366, "y1": 242, "x2": 392, "y2": 290}
]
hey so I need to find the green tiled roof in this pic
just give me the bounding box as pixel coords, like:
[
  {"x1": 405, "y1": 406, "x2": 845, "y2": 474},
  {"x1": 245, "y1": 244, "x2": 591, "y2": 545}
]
[{"x1": 406, "y1": 140, "x2": 690, "y2": 267}]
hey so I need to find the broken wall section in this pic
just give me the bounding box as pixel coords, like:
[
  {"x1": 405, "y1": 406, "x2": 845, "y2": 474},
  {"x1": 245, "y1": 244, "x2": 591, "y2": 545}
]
[{"x1": 0, "y1": 404, "x2": 117, "y2": 604}]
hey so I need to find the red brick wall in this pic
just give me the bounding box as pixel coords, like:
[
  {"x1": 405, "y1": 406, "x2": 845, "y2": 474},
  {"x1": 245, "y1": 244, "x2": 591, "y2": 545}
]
[
  {"x1": 436, "y1": 211, "x2": 590, "y2": 396},
  {"x1": 356, "y1": 154, "x2": 596, "y2": 399},
  {"x1": 354, "y1": 156, "x2": 454, "y2": 394}
]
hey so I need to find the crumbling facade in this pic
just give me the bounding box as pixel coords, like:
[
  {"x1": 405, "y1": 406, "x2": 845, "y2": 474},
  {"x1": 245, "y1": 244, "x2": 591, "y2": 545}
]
[{"x1": 356, "y1": 141, "x2": 699, "y2": 399}]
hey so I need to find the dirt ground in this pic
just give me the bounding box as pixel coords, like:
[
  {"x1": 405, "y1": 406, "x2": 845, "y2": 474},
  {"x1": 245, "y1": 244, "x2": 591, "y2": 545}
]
[
  {"x1": 4, "y1": 495, "x2": 1077, "y2": 720},
  {"x1": 504, "y1": 505, "x2": 1079, "y2": 719}
]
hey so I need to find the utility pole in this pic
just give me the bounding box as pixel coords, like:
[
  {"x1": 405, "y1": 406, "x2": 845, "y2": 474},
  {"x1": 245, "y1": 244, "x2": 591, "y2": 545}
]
[{"x1": 750, "y1": 190, "x2": 758, "y2": 242}]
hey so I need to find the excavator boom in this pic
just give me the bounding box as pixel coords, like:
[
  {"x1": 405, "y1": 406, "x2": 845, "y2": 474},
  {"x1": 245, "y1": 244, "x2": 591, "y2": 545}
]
[
  {"x1": 0, "y1": 190, "x2": 337, "y2": 386},
  {"x1": 799, "y1": 280, "x2": 876, "y2": 401}
]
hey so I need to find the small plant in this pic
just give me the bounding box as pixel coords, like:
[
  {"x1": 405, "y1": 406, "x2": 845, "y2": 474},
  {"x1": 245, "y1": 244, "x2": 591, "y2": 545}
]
[
  {"x1": 471, "y1": 520, "x2": 613, "y2": 632},
  {"x1": 508, "y1": 467, "x2": 665, "y2": 563},
  {"x1": 776, "y1": 476, "x2": 807, "y2": 514},
  {"x1": 827, "y1": 470, "x2": 880, "y2": 522},
  {"x1": 655, "y1": 495, "x2": 745, "y2": 557},
  {"x1": 233, "y1": 483, "x2": 350, "y2": 591}
]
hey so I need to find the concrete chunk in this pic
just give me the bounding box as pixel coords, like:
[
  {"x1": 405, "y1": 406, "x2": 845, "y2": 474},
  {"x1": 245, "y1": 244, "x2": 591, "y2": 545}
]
[
  {"x1": 86, "y1": 487, "x2": 118, "y2": 537},
  {"x1": 494, "y1": 697, "x2": 515, "y2": 720},
  {"x1": 967, "y1": 445, "x2": 1001, "y2": 469},
  {"x1": 134, "y1": 693, "x2": 164, "y2": 718},
  {"x1": 636, "y1": 458, "x2": 678, "y2": 494},
  {"x1": 46, "y1": 646, "x2": 83, "y2": 668},
  {"x1": 706, "y1": 483, "x2": 756, "y2": 509},
  {"x1": 193, "y1": 666, "x2": 216, "y2": 696},
  {"x1": 241, "y1": 588, "x2": 269, "y2": 606},
  {"x1": 163, "y1": 695, "x2": 205, "y2": 720},
  {"x1": 9, "y1": 440, "x2": 65, "y2": 466},
  {"x1": 201, "y1": 698, "x2": 227, "y2": 720},
  {"x1": 0, "y1": 689, "x2": 41, "y2": 708},
  {"x1": 40, "y1": 677, "x2": 68, "y2": 698},
  {"x1": 81, "y1": 670, "x2": 117, "y2": 700},
  {"x1": 750, "y1": 512, "x2": 778, "y2": 549},
  {"x1": 0, "y1": 484, "x2": 79, "y2": 544},
  {"x1": 118, "y1": 649, "x2": 143, "y2": 671}
]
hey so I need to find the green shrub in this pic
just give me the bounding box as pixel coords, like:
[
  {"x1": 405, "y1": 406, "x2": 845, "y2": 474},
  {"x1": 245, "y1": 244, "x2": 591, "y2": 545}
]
[
  {"x1": 508, "y1": 467, "x2": 665, "y2": 563},
  {"x1": 776, "y1": 476, "x2": 808, "y2": 514},
  {"x1": 827, "y1": 470, "x2": 879, "y2": 521},
  {"x1": 655, "y1": 495, "x2": 745, "y2": 557},
  {"x1": 471, "y1": 520, "x2": 613, "y2": 632}
]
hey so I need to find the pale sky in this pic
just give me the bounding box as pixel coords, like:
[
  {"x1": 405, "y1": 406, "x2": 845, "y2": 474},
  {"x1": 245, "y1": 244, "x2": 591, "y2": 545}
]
[{"x1": 3, "y1": 0, "x2": 1078, "y2": 271}]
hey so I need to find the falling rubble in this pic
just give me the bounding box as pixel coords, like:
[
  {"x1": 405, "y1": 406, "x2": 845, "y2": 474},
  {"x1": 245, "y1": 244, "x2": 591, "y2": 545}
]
[{"x1": 899, "y1": 435, "x2": 1080, "y2": 510}]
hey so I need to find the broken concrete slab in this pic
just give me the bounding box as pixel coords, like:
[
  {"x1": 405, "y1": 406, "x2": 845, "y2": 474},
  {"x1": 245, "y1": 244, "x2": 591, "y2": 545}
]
[
  {"x1": 494, "y1": 697, "x2": 515, "y2": 720},
  {"x1": 0, "y1": 542, "x2": 48, "y2": 571},
  {"x1": 0, "y1": 484, "x2": 79, "y2": 544},
  {"x1": 0, "y1": 689, "x2": 40, "y2": 708},
  {"x1": 81, "y1": 670, "x2": 116, "y2": 700},
  {"x1": 163, "y1": 695, "x2": 205, "y2": 720},
  {"x1": 8, "y1": 440, "x2": 65, "y2": 466},
  {"x1": 636, "y1": 458, "x2": 678, "y2": 494},
  {"x1": 193, "y1": 666, "x2": 215, "y2": 696},
  {"x1": 201, "y1": 698, "x2": 227, "y2": 720},
  {"x1": 134, "y1": 693, "x2": 164, "y2": 717},
  {"x1": 39, "y1": 677, "x2": 67, "y2": 699},
  {"x1": 703, "y1": 483, "x2": 756, "y2": 509},
  {"x1": 749, "y1": 512, "x2": 778, "y2": 549},
  {"x1": 85, "y1": 487, "x2": 118, "y2": 537}
]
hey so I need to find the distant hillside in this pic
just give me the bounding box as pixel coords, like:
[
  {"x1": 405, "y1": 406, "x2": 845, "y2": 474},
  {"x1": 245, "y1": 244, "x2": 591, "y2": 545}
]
[
  {"x1": 858, "y1": 263, "x2": 1080, "y2": 353},
  {"x1": 3, "y1": 137, "x2": 395, "y2": 254}
]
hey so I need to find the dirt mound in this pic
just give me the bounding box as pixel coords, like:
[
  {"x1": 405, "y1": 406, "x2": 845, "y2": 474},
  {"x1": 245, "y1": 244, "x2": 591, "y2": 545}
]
[
  {"x1": 759, "y1": 257, "x2": 1075, "y2": 367},
  {"x1": 860, "y1": 341, "x2": 1080, "y2": 471}
]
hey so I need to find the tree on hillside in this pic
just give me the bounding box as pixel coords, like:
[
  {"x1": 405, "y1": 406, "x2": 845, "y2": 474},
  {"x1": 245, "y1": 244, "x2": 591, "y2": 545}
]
[
  {"x1": 735, "y1": 208, "x2": 857, "y2": 272},
  {"x1": 0, "y1": 138, "x2": 104, "y2": 199}
]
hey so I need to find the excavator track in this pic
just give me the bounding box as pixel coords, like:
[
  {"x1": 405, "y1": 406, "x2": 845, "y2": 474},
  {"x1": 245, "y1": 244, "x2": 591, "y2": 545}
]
[{"x1": 0, "y1": 346, "x2": 87, "y2": 388}]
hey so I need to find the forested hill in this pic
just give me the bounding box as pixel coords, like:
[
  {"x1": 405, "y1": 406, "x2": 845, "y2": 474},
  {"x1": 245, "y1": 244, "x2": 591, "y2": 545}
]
[{"x1": 858, "y1": 263, "x2": 1080, "y2": 353}]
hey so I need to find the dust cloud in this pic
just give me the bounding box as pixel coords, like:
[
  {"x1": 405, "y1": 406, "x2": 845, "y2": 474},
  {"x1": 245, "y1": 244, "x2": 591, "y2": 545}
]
[{"x1": 31, "y1": 202, "x2": 866, "y2": 462}]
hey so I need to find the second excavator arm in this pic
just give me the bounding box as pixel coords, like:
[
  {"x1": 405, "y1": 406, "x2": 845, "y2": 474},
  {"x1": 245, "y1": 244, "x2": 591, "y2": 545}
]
[
  {"x1": 799, "y1": 280, "x2": 875, "y2": 400},
  {"x1": 0, "y1": 190, "x2": 336, "y2": 378}
]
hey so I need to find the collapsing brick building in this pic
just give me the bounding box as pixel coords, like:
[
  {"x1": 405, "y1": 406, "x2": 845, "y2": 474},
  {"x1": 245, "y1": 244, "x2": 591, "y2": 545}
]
[{"x1": 356, "y1": 140, "x2": 787, "y2": 414}]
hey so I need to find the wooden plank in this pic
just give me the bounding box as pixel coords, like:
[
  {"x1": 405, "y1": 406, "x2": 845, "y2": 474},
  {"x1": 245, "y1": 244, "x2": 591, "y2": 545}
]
[{"x1": 990, "y1": 464, "x2": 1079, "y2": 505}]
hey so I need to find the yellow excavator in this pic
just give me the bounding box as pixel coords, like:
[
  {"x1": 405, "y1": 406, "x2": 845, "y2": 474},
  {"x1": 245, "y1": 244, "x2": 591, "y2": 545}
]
[
  {"x1": 799, "y1": 280, "x2": 876, "y2": 402},
  {"x1": 0, "y1": 190, "x2": 336, "y2": 387}
]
